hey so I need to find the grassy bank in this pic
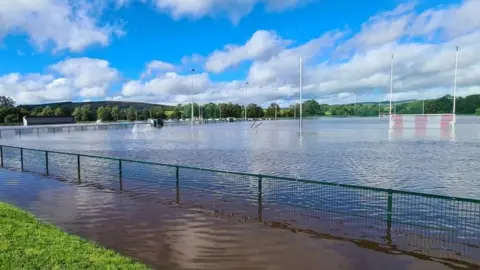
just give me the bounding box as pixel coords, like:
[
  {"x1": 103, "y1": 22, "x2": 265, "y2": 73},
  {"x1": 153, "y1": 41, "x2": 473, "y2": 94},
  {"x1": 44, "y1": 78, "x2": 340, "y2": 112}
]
[{"x1": 0, "y1": 202, "x2": 149, "y2": 269}]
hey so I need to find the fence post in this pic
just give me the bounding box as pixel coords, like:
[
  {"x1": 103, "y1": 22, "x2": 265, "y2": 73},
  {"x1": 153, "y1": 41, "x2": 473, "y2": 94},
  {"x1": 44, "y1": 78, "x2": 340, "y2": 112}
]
[
  {"x1": 77, "y1": 155, "x2": 81, "y2": 184},
  {"x1": 387, "y1": 189, "x2": 393, "y2": 236},
  {"x1": 258, "y1": 176, "x2": 263, "y2": 221},
  {"x1": 0, "y1": 145, "x2": 3, "y2": 168},
  {"x1": 0, "y1": 130, "x2": 2, "y2": 139},
  {"x1": 119, "y1": 159, "x2": 123, "y2": 191},
  {"x1": 20, "y1": 148, "x2": 24, "y2": 171},
  {"x1": 175, "y1": 166, "x2": 180, "y2": 203},
  {"x1": 45, "y1": 151, "x2": 49, "y2": 176}
]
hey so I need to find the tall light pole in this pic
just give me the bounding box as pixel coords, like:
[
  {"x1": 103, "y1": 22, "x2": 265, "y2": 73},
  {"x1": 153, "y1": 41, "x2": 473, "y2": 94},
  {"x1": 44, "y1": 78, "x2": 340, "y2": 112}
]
[
  {"x1": 389, "y1": 54, "x2": 394, "y2": 116},
  {"x1": 453, "y1": 46, "x2": 459, "y2": 125},
  {"x1": 190, "y1": 69, "x2": 195, "y2": 124},
  {"x1": 244, "y1": 82, "x2": 248, "y2": 122},
  {"x1": 299, "y1": 57, "x2": 303, "y2": 134}
]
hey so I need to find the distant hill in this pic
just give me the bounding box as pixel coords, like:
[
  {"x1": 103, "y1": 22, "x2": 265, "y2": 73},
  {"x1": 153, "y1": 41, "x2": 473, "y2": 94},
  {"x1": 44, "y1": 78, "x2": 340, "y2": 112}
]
[
  {"x1": 19, "y1": 101, "x2": 174, "y2": 111},
  {"x1": 358, "y1": 99, "x2": 416, "y2": 105}
]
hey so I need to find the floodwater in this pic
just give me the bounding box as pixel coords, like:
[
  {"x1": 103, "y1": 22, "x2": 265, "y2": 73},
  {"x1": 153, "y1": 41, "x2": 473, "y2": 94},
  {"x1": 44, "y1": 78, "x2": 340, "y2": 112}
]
[
  {"x1": 0, "y1": 169, "x2": 461, "y2": 270},
  {"x1": 1, "y1": 117, "x2": 480, "y2": 267},
  {"x1": 3, "y1": 116, "x2": 480, "y2": 198}
]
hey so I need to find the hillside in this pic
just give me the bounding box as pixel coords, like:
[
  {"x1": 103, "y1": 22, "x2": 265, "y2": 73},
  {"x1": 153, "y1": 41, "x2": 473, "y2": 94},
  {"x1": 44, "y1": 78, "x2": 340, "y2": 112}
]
[
  {"x1": 358, "y1": 99, "x2": 416, "y2": 105},
  {"x1": 19, "y1": 101, "x2": 174, "y2": 111}
]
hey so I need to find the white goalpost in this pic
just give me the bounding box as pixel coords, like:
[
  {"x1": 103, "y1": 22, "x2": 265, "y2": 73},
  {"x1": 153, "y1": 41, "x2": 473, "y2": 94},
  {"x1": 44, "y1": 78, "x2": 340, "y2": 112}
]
[{"x1": 389, "y1": 47, "x2": 458, "y2": 131}]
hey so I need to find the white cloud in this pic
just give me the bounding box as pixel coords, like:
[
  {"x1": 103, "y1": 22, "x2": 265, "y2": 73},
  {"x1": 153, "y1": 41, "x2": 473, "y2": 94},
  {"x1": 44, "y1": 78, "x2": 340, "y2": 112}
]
[
  {"x1": 151, "y1": 0, "x2": 313, "y2": 23},
  {"x1": 0, "y1": 0, "x2": 122, "y2": 52},
  {"x1": 142, "y1": 60, "x2": 177, "y2": 78},
  {"x1": 0, "y1": 58, "x2": 120, "y2": 104},
  {"x1": 205, "y1": 30, "x2": 290, "y2": 73},
  {"x1": 51, "y1": 57, "x2": 120, "y2": 97},
  {"x1": 121, "y1": 72, "x2": 210, "y2": 98},
  {"x1": 4, "y1": 1, "x2": 480, "y2": 107}
]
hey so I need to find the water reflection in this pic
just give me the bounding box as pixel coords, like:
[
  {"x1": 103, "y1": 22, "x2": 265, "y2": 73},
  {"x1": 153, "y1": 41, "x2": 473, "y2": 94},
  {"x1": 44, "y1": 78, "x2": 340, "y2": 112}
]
[
  {"x1": 0, "y1": 170, "x2": 457, "y2": 269},
  {"x1": 2, "y1": 117, "x2": 480, "y2": 198}
]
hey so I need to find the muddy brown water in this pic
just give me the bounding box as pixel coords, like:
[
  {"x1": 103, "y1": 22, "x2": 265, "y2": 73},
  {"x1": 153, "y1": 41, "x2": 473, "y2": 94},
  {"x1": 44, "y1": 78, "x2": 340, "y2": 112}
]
[{"x1": 0, "y1": 169, "x2": 474, "y2": 270}]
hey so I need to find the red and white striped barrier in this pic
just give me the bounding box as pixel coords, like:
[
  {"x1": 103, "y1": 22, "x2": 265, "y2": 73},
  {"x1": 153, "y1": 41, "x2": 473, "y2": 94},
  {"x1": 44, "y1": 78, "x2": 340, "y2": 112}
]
[
  {"x1": 388, "y1": 114, "x2": 456, "y2": 140},
  {"x1": 389, "y1": 114, "x2": 455, "y2": 129}
]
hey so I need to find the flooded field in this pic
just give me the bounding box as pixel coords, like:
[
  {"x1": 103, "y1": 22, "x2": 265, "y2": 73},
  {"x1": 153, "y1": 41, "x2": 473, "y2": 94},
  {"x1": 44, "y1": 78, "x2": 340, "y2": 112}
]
[{"x1": 0, "y1": 169, "x2": 460, "y2": 270}]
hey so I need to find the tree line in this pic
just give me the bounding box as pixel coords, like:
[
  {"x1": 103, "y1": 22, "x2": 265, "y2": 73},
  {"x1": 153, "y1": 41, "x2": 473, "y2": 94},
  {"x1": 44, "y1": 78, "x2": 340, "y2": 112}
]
[{"x1": 1, "y1": 94, "x2": 480, "y2": 124}]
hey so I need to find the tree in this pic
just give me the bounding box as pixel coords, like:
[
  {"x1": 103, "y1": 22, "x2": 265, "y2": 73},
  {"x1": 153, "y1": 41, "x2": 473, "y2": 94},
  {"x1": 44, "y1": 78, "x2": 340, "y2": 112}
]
[
  {"x1": 54, "y1": 107, "x2": 65, "y2": 116},
  {"x1": 4, "y1": 114, "x2": 17, "y2": 123},
  {"x1": 97, "y1": 106, "x2": 108, "y2": 121},
  {"x1": 31, "y1": 107, "x2": 43, "y2": 116},
  {"x1": 303, "y1": 99, "x2": 320, "y2": 116},
  {"x1": 266, "y1": 103, "x2": 280, "y2": 118},
  {"x1": 72, "y1": 107, "x2": 81, "y2": 121},
  {"x1": 142, "y1": 108, "x2": 150, "y2": 120},
  {"x1": 0, "y1": 96, "x2": 15, "y2": 108},
  {"x1": 476, "y1": 108, "x2": 480, "y2": 116},
  {"x1": 80, "y1": 105, "x2": 93, "y2": 121},
  {"x1": 127, "y1": 106, "x2": 137, "y2": 121},
  {"x1": 111, "y1": 106, "x2": 120, "y2": 121},
  {"x1": 40, "y1": 106, "x2": 54, "y2": 116},
  {"x1": 150, "y1": 106, "x2": 165, "y2": 119},
  {"x1": 104, "y1": 106, "x2": 112, "y2": 121}
]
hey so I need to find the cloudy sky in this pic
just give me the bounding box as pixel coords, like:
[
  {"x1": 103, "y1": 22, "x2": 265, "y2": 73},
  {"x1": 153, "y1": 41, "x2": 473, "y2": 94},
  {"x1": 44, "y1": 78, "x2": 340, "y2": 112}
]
[{"x1": 0, "y1": 0, "x2": 479, "y2": 106}]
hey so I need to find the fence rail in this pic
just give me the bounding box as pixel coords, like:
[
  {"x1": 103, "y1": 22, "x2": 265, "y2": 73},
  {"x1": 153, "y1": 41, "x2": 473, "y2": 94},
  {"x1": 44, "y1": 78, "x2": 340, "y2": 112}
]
[
  {"x1": 0, "y1": 122, "x2": 151, "y2": 138},
  {"x1": 0, "y1": 144, "x2": 479, "y2": 261}
]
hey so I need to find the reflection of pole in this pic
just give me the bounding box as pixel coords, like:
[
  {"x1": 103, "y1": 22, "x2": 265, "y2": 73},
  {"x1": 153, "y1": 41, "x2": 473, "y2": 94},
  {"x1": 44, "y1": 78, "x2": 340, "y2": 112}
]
[
  {"x1": 389, "y1": 54, "x2": 394, "y2": 116},
  {"x1": 299, "y1": 57, "x2": 303, "y2": 134}
]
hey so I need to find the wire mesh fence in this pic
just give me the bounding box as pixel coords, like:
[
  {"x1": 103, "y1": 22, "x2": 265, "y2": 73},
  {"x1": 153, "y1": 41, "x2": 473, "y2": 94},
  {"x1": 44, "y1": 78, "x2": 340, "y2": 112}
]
[
  {"x1": 0, "y1": 123, "x2": 148, "y2": 138},
  {"x1": 0, "y1": 144, "x2": 479, "y2": 262}
]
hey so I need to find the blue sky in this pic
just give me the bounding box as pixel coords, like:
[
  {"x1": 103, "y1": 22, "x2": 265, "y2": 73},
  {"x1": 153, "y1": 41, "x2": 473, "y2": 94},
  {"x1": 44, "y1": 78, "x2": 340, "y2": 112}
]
[{"x1": 0, "y1": 0, "x2": 478, "y2": 106}]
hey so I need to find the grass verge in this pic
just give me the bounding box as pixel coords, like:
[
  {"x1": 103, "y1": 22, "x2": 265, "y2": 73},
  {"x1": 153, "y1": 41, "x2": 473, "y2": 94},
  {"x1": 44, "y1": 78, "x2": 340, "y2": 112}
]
[{"x1": 0, "y1": 202, "x2": 150, "y2": 269}]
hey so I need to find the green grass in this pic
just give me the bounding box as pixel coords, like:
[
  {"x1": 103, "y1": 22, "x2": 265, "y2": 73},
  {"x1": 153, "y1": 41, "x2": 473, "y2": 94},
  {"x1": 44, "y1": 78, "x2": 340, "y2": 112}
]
[{"x1": 0, "y1": 202, "x2": 150, "y2": 270}]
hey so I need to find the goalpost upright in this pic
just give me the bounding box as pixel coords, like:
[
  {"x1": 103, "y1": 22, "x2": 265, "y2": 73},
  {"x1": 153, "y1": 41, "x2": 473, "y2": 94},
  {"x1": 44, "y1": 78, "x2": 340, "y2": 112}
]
[{"x1": 389, "y1": 46, "x2": 458, "y2": 129}]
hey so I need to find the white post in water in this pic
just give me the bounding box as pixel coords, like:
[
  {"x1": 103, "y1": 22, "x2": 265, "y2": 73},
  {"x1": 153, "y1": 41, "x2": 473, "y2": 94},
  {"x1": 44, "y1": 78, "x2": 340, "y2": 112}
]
[
  {"x1": 452, "y1": 46, "x2": 458, "y2": 125},
  {"x1": 299, "y1": 57, "x2": 303, "y2": 135}
]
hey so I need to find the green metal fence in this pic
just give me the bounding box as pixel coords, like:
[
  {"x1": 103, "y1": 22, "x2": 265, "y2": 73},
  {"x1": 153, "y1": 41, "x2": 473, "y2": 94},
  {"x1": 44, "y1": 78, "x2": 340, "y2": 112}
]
[
  {"x1": 0, "y1": 122, "x2": 150, "y2": 138},
  {"x1": 0, "y1": 144, "x2": 479, "y2": 260}
]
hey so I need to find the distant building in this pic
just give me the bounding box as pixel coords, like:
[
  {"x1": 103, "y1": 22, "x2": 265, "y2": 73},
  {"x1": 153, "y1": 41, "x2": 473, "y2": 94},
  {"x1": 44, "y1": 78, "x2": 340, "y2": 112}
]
[{"x1": 23, "y1": 116, "x2": 76, "y2": 126}]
